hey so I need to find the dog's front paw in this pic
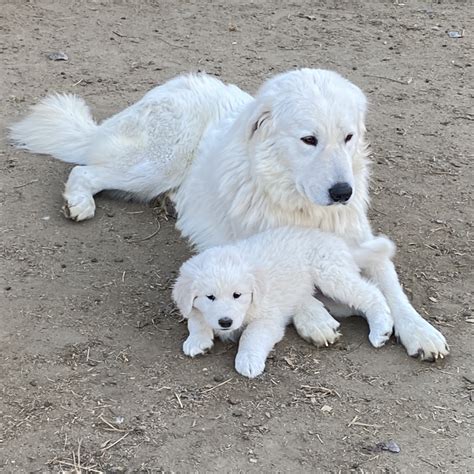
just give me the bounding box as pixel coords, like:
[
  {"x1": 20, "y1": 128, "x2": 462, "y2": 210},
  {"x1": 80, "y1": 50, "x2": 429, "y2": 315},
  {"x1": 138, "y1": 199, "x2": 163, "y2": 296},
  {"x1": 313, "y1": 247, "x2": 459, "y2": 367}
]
[
  {"x1": 395, "y1": 314, "x2": 449, "y2": 361},
  {"x1": 294, "y1": 311, "x2": 341, "y2": 347},
  {"x1": 235, "y1": 351, "x2": 266, "y2": 378},
  {"x1": 183, "y1": 334, "x2": 214, "y2": 357},
  {"x1": 62, "y1": 194, "x2": 96, "y2": 221},
  {"x1": 368, "y1": 318, "x2": 394, "y2": 348}
]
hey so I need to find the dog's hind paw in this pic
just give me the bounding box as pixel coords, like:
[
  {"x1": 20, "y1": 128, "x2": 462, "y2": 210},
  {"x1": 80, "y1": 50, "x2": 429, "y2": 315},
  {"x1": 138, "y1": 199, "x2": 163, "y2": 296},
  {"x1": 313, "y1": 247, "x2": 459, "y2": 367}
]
[
  {"x1": 235, "y1": 351, "x2": 265, "y2": 378},
  {"x1": 62, "y1": 194, "x2": 96, "y2": 221},
  {"x1": 183, "y1": 334, "x2": 214, "y2": 357},
  {"x1": 294, "y1": 307, "x2": 341, "y2": 348}
]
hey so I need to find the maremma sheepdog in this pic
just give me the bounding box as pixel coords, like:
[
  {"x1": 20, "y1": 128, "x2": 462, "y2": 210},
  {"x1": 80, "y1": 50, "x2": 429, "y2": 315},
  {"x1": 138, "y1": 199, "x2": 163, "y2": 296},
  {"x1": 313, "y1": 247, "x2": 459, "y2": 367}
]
[
  {"x1": 10, "y1": 68, "x2": 448, "y2": 361},
  {"x1": 173, "y1": 228, "x2": 395, "y2": 378}
]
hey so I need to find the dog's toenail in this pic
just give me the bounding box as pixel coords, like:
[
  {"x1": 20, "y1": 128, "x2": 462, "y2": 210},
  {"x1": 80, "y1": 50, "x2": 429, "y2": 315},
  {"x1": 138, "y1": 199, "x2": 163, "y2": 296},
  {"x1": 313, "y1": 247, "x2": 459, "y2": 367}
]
[{"x1": 411, "y1": 348, "x2": 424, "y2": 359}]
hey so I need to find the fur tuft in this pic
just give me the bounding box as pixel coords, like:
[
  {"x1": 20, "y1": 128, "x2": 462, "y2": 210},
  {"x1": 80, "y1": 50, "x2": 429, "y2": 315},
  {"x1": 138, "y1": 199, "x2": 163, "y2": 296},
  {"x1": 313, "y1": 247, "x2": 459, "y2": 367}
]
[
  {"x1": 9, "y1": 94, "x2": 98, "y2": 165},
  {"x1": 353, "y1": 236, "x2": 396, "y2": 269}
]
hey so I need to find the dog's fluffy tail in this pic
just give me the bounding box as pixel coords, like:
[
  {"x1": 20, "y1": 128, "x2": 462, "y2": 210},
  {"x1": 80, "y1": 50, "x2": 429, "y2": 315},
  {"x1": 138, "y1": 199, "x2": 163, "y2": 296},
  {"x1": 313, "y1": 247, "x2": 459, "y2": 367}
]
[
  {"x1": 352, "y1": 236, "x2": 395, "y2": 270},
  {"x1": 9, "y1": 94, "x2": 98, "y2": 165}
]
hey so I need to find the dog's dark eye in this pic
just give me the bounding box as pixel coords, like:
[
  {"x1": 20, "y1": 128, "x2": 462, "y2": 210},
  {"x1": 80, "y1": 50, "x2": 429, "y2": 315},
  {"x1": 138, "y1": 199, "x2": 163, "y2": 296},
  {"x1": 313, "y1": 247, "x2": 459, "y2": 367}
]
[
  {"x1": 233, "y1": 292, "x2": 241, "y2": 299},
  {"x1": 345, "y1": 133, "x2": 354, "y2": 143},
  {"x1": 206, "y1": 295, "x2": 216, "y2": 301},
  {"x1": 300, "y1": 136, "x2": 318, "y2": 146}
]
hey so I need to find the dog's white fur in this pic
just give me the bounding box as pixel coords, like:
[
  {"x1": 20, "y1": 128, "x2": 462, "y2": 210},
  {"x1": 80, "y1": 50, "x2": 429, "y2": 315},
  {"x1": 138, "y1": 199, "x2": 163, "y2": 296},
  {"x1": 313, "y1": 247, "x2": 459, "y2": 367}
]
[
  {"x1": 10, "y1": 69, "x2": 448, "y2": 360},
  {"x1": 173, "y1": 228, "x2": 395, "y2": 378}
]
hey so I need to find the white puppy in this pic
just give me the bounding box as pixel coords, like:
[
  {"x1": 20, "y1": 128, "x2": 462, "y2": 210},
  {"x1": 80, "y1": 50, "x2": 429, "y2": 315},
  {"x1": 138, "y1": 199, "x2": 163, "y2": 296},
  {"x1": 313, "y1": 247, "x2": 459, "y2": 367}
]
[
  {"x1": 173, "y1": 228, "x2": 395, "y2": 378},
  {"x1": 10, "y1": 69, "x2": 448, "y2": 360}
]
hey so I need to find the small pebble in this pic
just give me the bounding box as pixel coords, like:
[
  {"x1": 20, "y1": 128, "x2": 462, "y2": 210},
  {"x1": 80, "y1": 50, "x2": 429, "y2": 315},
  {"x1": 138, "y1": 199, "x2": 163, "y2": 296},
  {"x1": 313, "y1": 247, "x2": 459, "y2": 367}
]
[
  {"x1": 377, "y1": 440, "x2": 400, "y2": 453},
  {"x1": 47, "y1": 51, "x2": 68, "y2": 61}
]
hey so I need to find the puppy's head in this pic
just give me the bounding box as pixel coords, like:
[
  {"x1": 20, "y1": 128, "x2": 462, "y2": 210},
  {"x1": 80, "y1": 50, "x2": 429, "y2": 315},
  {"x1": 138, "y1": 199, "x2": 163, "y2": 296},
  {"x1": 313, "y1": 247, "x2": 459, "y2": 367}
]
[
  {"x1": 248, "y1": 68, "x2": 368, "y2": 207},
  {"x1": 173, "y1": 247, "x2": 258, "y2": 332}
]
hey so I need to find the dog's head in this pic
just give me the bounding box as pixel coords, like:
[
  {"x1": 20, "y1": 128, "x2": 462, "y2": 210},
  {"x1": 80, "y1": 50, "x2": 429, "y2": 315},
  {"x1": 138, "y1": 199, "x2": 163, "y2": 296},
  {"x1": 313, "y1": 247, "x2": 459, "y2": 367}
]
[
  {"x1": 173, "y1": 247, "x2": 262, "y2": 332},
  {"x1": 248, "y1": 68, "x2": 368, "y2": 207}
]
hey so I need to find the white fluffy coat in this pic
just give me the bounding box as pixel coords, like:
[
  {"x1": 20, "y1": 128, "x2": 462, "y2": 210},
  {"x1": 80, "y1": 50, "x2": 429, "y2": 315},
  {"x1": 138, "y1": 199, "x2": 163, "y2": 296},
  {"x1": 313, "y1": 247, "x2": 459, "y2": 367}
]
[
  {"x1": 10, "y1": 69, "x2": 448, "y2": 360},
  {"x1": 173, "y1": 228, "x2": 395, "y2": 378}
]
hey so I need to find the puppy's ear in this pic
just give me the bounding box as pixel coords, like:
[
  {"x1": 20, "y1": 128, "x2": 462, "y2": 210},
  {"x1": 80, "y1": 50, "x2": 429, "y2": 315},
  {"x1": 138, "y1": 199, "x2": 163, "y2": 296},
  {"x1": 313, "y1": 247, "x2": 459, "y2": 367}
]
[
  {"x1": 172, "y1": 265, "x2": 197, "y2": 319},
  {"x1": 249, "y1": 267, "x2": 268, "y2": 304}
]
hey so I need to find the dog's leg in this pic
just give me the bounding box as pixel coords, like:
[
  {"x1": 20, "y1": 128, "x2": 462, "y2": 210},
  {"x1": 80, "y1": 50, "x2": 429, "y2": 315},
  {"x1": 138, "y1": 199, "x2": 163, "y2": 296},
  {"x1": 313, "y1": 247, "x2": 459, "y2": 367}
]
[
  {"x1": 316, "y1": 275, "x2": 393, "y2": 348},
  {"x1": 235, "y1": 318, "x2": 285, "y2": 378},
  {"x1": 63, "y1": 161, "x2": 172, "y2": 221},
  {"x1": 182, "y1": 311, "x2": 214, "y2": 357},
  {"x1": 365, "y1": 259, "x2": 449, "y2": 361},
  {"x1": 293, "y1": 297, "x2": 341, "y2": 347},
  {"x1": 63, "y1": 166, "x2": 104, "y2": 220}
]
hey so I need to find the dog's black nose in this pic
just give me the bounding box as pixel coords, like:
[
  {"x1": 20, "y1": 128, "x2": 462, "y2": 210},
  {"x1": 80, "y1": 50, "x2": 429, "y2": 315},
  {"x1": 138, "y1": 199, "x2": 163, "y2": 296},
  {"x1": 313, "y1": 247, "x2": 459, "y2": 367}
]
[
  {"x1": 329, "y1": 182, "x2": 352, "y2": 203},
  {"x1": 218, "y1": 317, "x2": 233, "y2": 328}
]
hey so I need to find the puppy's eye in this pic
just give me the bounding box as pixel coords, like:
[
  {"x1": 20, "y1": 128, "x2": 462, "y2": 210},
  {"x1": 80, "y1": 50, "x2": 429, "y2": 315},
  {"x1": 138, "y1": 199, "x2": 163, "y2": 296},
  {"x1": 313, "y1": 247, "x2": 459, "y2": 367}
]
[
  {"x1": 206, "y1": 295, "x2": 216, "y2": 301},
  {"x1": 345, "y1": 133, "x2": 354, "y2": 143},
  {"x1": 300, "y1": 136, "x2": 318, "y2": 146},
  {"x1": 233, "y1": 292, "x2": 241, "y2": 299}
]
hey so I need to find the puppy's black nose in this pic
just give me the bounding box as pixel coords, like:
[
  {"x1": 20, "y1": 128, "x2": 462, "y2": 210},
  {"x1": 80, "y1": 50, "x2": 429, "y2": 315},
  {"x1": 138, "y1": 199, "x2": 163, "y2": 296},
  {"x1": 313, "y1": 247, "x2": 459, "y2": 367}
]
[
  {"x1": 218, "y1": 317, "x2": 233, "y2": 328},
  {"x1": 329, "y1": 182, "x2": 352, "y2": 203}
]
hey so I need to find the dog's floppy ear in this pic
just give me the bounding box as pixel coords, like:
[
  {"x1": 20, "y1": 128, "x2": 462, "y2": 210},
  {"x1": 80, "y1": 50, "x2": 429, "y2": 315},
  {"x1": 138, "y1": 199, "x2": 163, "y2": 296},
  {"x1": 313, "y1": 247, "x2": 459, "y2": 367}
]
[
  {"x1": 172, "y1": 263, "x2": 197, "y2": 318},
  {"x1": 249, "y1": 267, "x2": 268, "y2": 304},
  {"x1": 248, "y1": 101, "x2": 272, "y2": 140}
]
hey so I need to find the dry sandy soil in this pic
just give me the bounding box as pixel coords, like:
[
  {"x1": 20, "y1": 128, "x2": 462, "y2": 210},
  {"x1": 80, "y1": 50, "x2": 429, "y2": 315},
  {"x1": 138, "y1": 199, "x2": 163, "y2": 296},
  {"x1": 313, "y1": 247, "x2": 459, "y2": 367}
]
[{"x1": 1, "y1": 1, "x2": 473, "y2": 472}]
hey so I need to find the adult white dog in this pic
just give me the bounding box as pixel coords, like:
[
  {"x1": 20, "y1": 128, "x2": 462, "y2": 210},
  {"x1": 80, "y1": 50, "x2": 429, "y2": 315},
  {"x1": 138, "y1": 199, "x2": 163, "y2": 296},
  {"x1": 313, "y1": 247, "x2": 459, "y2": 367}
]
[
  {"x1": 10, "y1": 68, "x2": 448, "y2": 360},
  {"x1": 173, "y1": 228, "x2": 395, "y2": 378}
]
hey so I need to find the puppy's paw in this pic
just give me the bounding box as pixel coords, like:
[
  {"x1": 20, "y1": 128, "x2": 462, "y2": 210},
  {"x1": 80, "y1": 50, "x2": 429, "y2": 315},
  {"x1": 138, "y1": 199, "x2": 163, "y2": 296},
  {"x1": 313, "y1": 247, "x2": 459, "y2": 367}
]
[
  {"x1": 183, "y1": 334, "x2": 214, "y2": 357},
  {"x1": 62, "y1": 194, "x2": 96, "y2": 221},
  {"x1": 235, "y1": 351, "x2": 265, "y2": 378},
  {"x1": 395, "y1": 316, "x2": 449, "y2": 361},
  {"x1": 294, "y1": 312, "x2": 341, "y2": 347}
]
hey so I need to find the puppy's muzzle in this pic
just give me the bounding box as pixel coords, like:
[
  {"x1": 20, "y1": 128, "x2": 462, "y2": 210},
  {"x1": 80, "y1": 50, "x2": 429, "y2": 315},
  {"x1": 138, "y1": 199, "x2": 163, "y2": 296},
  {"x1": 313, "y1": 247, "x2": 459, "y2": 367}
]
[
  {"x1": 328, "y1": 182, "x2": 352, "y2": 203},
  {"x1": 218, "y1": 317, "x2": 233, "y2": 329}
]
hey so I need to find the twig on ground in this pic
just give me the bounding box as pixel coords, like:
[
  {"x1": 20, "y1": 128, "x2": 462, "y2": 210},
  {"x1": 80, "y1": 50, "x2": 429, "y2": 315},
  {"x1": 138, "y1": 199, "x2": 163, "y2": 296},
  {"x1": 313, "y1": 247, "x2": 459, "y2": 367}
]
[
  {"x1": 126, "y1": 222, "x2": 161, "y2": 242},
  {"x1": 98, "y1": 414, "x2": 128, "y2": 433},
  {"x1": 201, "y1": 378, "x2": 233, "y2": 393},
  {"x1": 13, "y1": 179, "x2": 38, "y2": 189},
  {"x1": 175, "y1": 392, "x2": 184, "y2": 408},
  {"x1": 101, "y1": 431, "x2": 131, "y2": 452},
  {"x1": 420, "y1": 457, "x2": 440, "y2": 469},
  {"x1": 57, "y1": 460, "x2": 102, "y2": 473},
  {"x1": 363, "y1": 73, "x2": 412, "y2": 85},
  {"x1": 155, "y1": 35, "x2": 187, "y2": 49}
]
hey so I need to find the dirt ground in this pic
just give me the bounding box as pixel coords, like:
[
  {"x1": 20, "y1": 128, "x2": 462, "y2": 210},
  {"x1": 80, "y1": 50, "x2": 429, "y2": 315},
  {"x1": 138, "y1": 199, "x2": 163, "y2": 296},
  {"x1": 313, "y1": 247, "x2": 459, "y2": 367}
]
[{"x1": 1, "y1": 1, "x2": 473, "y2": 472}]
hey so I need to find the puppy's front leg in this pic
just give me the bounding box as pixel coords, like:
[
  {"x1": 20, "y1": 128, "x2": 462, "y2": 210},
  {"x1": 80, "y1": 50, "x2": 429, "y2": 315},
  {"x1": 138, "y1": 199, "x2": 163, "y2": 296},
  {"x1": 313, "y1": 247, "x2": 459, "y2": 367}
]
[
  {"x1": 235, "y1": 319, "x2": 285, "y2": 378},
  {"x1": 183, "y1": 311, "x2": 214, "y2": 357}
]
